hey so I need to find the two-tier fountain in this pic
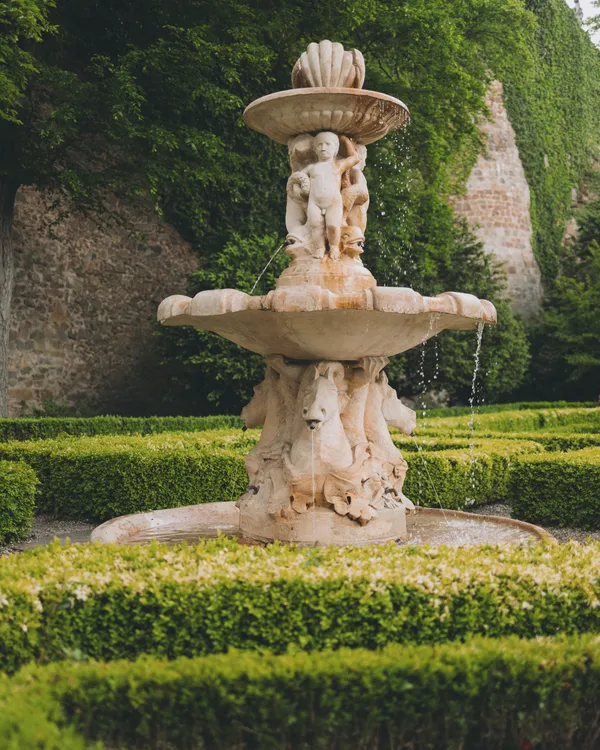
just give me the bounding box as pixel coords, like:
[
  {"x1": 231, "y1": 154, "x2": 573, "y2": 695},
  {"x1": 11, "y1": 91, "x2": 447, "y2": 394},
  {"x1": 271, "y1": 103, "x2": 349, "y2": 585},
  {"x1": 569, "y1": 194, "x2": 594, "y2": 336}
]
[
  {"x1": 155, "y1": 41, "x2": 498, "y2": 546},
  {"x1": 92, "y1": 42, "x2": 551, "y2": 548}
]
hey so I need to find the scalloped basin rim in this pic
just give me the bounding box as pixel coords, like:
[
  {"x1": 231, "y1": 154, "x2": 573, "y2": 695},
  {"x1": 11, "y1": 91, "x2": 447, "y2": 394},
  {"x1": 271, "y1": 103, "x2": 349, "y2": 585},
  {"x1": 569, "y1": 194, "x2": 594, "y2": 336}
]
[
  {"x1": 157, "y1": 287, "x2": 496, "y2": 360},
  {"x1": 91, "y1": 502, "x2": 554, "y2": 547}
]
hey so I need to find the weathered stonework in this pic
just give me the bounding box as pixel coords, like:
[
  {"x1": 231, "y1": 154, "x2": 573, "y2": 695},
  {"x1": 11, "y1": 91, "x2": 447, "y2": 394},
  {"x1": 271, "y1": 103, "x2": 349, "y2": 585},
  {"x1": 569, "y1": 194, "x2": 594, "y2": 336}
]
[
  {"x1": 7, "y1": 188, "x2": 197, "y2": 416},
  {"x1": 453, "y1": 81, "x2": 543, "y2": 320}
]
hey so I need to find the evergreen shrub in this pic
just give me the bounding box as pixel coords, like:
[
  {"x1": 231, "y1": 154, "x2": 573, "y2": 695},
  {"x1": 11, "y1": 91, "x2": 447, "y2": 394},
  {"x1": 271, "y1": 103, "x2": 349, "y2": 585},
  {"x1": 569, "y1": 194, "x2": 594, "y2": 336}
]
[
  {"x1": 510, "y1": 448, "x2": 600, "y2": 529},
  {"x1": 5, "y1": 539, "x2": 600, "y2": 675},
  {"x1": 417, "y1": 431, "x2": 600, "y2": 452},
  {"x1": 0, "y1": 433, "x2": 249, "y2": 521},
  {"x1": 0, "y1": 460, "x2": 38, "y2": 543},
  {"x1": 426, "y1": 401, "x2": 596, "y2": 418},
  {"x1": 421, "y1": 408, "x2": 600, "y2": 435},
  {"x1": 401, "y1": 439, "x2": 544, "y2": 508},
  {"x1": 0, "y1": 415, "x2": 242, "y2": 442},
  {"x1": 5, "y1": 635, "x2": 600, "y2": 750},
  {"x1": 0, "y1": 433, "x2": 543, "y2": 521}
]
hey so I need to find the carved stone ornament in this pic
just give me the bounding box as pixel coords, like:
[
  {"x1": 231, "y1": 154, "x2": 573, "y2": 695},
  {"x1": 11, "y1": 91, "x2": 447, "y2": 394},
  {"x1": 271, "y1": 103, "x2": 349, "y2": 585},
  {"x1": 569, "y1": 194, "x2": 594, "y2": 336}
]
[
  {"x1": 158, "y1": 41, "x2": 497, "y2": 546},
  {"x1": 237, "y1": 356, "x2": 415, "y2": 543}
]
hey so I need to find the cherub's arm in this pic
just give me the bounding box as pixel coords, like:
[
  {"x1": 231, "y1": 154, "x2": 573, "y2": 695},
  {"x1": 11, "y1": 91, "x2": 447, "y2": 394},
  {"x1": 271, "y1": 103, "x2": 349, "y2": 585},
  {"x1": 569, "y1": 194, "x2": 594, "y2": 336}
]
[{"x1": 337, "y1": 136, "x2": 361, "y2": 173}]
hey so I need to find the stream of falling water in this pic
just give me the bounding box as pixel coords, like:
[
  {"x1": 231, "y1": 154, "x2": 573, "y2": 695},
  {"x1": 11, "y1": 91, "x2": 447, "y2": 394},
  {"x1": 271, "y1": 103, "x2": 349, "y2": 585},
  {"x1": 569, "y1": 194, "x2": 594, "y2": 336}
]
[
  {"x1": 466, "y1": 322, "x2": 485, "y2": 506},
  {"x1": 418, "y1": 313, "x2": 441, "y2": 422},
  {"x1": 409, "y1": 311, "x2": 466, "y2": 545},
  {"x1": 311, "y1": 429, "x2": 315, "y2": 506},
  {"x1": 249, "y1": 242, "x2": 286, "y2": 295},
  {"x1": 411, "y1": 435, "x2": 462, "y2": 546}
]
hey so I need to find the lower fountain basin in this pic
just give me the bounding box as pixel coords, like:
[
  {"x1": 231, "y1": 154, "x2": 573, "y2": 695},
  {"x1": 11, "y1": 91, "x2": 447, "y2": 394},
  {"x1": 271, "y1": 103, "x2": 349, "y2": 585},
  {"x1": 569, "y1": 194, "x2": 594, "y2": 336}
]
[
  {"x1": 158, "y1": 287, "x2": 496, "y2": 360},
  {"x1": 91, "y1": 503, "x2": 553, "y2": 548}
]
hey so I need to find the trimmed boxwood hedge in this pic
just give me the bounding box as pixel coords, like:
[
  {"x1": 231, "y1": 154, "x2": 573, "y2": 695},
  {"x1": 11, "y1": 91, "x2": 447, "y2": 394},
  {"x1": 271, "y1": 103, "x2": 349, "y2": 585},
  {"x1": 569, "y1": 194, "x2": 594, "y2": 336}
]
[
  {"x1": 413, "y1": 430, "x2": 600, "y2": 452},
  {"x1": 426, "y1": 400, "x2": 596, "y2": 418},
  {"x1": 9, "y1": 539, "x2": 600, "y2": 674},
  {"x1": 402, "y1": 439, "x2": 544, "y2": 508},
  {"x1": 510, "y1": 448, "x2": 600, "y2": 530},
  {"x1": 422, "y1": 407, "x2": 600, "y2": 435},
  {"x1": 0, "y1": 433, "x2": 543, "y2": 521},
  {"x1": 4, "y1": 634, "x2": 600, "y2": 750},
  {"x1": 0, "y1": 414, "x2": 242, "y2": 442},
  {"x1": 0, "y1": 460, "x2": 38, "y2": 543},
  {"x1": 0, "y1": 433, "x2": 248, "y2": 522}
]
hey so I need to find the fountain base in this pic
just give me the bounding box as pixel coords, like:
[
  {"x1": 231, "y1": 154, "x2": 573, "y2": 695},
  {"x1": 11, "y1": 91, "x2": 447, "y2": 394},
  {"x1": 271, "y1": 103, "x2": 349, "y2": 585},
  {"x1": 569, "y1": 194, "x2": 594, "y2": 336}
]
[
  {"x1": 239, "y1": 503, "x2": 406, "y2": 546},
  {"x1": 90, "y1": 503, "x2": 554, "y2": 547}
]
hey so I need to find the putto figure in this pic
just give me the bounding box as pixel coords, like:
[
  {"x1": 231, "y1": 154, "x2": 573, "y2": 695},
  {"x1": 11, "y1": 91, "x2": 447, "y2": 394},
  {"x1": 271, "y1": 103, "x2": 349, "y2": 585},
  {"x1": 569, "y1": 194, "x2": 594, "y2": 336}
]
[{"x1": 292, "y1": 132, "x2": 360, "y2": 259}]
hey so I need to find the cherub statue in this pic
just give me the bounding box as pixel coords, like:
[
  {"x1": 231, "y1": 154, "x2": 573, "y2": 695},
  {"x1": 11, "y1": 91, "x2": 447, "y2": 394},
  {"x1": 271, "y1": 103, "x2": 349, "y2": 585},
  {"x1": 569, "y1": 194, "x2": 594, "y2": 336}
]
[
  {"x1": 285, "y1": 135, "x2": 315, "y2": 256},
  {"x1": 293, "y1": 132, "x2": 360, "y2": 260},
  {"x1": 342, "y1": 143, "x2": 369, "y2": 235}
]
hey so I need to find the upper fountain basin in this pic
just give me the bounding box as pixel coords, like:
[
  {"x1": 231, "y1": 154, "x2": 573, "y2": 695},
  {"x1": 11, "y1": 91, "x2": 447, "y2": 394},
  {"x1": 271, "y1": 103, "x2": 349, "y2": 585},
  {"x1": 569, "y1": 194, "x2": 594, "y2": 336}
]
[
  {"x1": 243, "y1": 88, "x2": 410, "y2": 145},
  {"x1": 158, "y1": 286, "x2": 496, "y2": 361}
]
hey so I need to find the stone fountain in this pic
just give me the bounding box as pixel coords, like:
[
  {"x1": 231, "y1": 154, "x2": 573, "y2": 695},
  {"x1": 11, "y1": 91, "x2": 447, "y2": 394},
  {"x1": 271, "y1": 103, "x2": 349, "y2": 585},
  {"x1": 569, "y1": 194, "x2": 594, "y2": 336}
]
[{"x1": 92, "y1": 42, "x2": 550, "y2": 548}]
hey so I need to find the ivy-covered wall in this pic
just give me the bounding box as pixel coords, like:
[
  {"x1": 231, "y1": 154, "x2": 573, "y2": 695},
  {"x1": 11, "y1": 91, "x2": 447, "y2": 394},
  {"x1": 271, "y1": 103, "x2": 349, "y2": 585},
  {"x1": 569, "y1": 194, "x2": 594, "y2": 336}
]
[{"x1": 501, "y1": 0, "x2": 600, "y2": 281}]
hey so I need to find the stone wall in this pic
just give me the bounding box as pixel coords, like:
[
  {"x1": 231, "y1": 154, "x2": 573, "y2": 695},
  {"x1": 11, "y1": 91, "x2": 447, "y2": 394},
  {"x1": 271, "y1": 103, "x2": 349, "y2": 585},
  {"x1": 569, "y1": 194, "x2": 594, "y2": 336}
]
[
  {"x1": 7, "y1": 189, "x2": 197, "y2": 416},
  {"x1": 453, "y1": 81, "x2": 544, "y2": 321}
]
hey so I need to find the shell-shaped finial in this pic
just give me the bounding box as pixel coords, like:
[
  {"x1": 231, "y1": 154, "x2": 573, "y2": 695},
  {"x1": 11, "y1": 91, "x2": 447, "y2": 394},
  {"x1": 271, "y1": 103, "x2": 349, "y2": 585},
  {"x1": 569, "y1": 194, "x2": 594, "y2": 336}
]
[{"x1": 292, "y1": 41, "x2": 365, "y2": 90}]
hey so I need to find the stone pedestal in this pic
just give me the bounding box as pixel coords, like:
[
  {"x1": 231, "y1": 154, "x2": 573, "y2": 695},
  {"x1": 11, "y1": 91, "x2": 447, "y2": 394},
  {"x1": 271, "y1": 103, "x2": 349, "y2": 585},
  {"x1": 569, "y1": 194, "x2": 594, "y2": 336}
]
[{"x1": 237, "y1": 355, "x2": 415, "y2": 545}]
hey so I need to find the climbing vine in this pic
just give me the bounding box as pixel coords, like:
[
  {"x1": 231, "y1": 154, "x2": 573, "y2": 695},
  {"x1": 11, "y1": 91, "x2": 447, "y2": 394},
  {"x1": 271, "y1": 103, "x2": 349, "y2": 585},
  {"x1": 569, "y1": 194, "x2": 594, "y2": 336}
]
[{"x1": 501, "y1": 0, "x2": 600, "y2": 281}]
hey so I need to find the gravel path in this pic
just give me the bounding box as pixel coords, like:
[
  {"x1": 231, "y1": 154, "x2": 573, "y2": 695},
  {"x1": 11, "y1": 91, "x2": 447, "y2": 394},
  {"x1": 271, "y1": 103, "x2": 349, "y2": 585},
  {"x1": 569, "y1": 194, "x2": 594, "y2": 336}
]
[
  {"x1": 0, "y1": 515, "x2": 94, "y2": 557},
  {"x1": 0, "y1": 504, "x2": 597, "y2": 556}
]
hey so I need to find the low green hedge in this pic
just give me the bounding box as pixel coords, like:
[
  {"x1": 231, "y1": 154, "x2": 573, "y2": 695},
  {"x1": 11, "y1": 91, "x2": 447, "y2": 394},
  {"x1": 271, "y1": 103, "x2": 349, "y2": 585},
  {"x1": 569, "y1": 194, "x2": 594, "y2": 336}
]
[
  {"x1": 510, "y1": 448, "x2": 600, "y2": 529},
  {"x1": 421, "y1": 407, "x2": 600, "y2": 435},
  {"x1": 0, "y1": 460, "x2": 38, "y2": 543},
  {"x1": 402, "y1": 439, "x2": 544, "y2": 508},
  {"x1": 0, "y1": 414, "x2": 242, "y2": 442},
  {"x1": 4, "y1": 634, "x2": 600, "y2": 750},
  {"x1": 8, "y1": 539, "x2": 600, "y2": 674},
  {"x1": 426, "y1": 400, "x2": 596, "y2": 417},
  {"x1": 412, "y1": 430, "x2": 600, "y2": 452},
  {"x1": 0, "y1": 434, "x2": 248, "y2": 522},
  {"x1": 0, "y1": 433, "x2": 543, "y2": 521}
]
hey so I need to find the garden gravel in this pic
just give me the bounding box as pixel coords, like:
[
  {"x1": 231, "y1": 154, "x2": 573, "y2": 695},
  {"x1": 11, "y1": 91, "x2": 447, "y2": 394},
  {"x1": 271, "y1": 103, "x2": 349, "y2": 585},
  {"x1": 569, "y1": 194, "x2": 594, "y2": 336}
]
[{"x1": 0, "y1": 515, "x2": 94, "y2": 557}]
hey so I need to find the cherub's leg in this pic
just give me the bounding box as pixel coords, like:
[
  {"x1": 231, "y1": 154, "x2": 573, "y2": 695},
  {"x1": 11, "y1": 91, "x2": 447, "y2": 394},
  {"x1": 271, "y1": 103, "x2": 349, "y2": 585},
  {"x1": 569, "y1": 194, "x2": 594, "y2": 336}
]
[
  {"x1": 307, "y1": 200, "x2": 326, "y2": 259},
  {"x1": 326, "y1": 198, "x2": 343, "y2": 260}
]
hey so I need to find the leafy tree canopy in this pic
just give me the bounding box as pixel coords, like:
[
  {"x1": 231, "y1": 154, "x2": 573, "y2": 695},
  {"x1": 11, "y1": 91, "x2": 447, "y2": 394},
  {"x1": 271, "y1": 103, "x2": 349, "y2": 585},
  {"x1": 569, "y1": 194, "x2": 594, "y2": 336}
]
[
  {"x1": 0, "y1": 0, "x2": 536, "y2": 415},
  {"x1": 526, "y1": 188, "x2": 600, "y2": 401}
]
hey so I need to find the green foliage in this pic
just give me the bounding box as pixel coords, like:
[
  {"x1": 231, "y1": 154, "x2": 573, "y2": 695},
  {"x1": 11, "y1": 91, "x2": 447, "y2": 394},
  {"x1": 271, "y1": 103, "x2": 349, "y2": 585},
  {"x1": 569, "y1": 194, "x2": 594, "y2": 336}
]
[
  {"x1": 3, "y1": 539, "x2": 600, "y2": 674},
  {"x1": 0, "y1": 0, "x2": 56, "y2": 124},
  {"x1": 402, "y1": 439, "x2": 544, "y2": 508},
  {"x1": 422, "y1": 407, "x2": 600, "y2": 434},
  {"x1": 3, "y1": 635, "x2": 600, "y2": 750},
  {"x1": 0, "y1": 433, "x2": 248, "y2": 521},
  {"x1": 152, "y1": 0, "x2": 535, "y2": 413},
  {"x1": 528, "y1": 197, "x2": 600, "y2": 400},
  {"x1": 427, "y1": 400, "x2": 596, "y2": 418},
  {"x1": 501, "y1": 0, "x2": 600, "y2": 281},
  {"x1": 420, "y1": 430, "x2": 600, "y2": 452},
  {"x1": 0, "y1": 414, "x2": 241, "y2": 442},
  {"x1": 0, "y1": 460, "x2": 37, "y2": 542},
  {"x1": 0, "y1": 431, "x2": 545, "y2": 521},
  {"x1": 510, "y1": 448, "x2": 600, "y2": 529}
]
